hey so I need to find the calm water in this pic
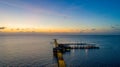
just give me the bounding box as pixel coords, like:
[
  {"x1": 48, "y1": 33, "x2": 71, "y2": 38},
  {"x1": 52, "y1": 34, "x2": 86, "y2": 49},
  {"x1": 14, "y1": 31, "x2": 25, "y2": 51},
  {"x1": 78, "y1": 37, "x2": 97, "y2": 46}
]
[{"x1": 0, "y1": 35, "x2": 120, "y2": 67}]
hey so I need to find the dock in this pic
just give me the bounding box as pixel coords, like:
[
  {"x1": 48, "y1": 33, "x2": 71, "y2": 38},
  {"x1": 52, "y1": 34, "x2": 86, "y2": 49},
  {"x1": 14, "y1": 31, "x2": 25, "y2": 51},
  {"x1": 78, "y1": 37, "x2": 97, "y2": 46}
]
[
  {"x1": 58, "y1": 42, "x2": 99, "y2": 49},
  {"x1": 58, "y1": 44, "x2": 99, "y2": 49},
  {"x1": 53, "y1": 39, "x2": 66, "y2": 67},
  {"x1": 53, "y1": 39, "x2": 100, "y2": 67}
]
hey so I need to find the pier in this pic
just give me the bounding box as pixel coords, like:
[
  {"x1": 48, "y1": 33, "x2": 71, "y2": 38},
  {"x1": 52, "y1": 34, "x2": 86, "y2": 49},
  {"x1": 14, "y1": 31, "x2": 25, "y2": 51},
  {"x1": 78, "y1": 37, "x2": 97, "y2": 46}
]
[
  {"x1": 58, "y1": 43, "x2": 99, "y2": 49},
  {"x1": 53, "y1": 39, "x2": 66, "y2": 67},
  {"x1": 58, "y1": 42, "x2": 99, "y2": 49},
  {"x1": 53, "y1": 39, "x2": 99, "y2": 67}
]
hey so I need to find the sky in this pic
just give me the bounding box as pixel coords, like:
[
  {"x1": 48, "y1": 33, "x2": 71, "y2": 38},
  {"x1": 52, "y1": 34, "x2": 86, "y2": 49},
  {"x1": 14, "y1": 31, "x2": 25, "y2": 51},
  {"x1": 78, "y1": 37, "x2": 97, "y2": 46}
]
[{"x1": 0, "y1": 0, "x2": 120, "y2": 35}]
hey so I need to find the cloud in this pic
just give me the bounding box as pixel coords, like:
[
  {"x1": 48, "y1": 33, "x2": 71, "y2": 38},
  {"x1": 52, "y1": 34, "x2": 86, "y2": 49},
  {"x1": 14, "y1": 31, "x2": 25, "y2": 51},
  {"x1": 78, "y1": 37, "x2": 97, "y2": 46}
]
[
  {"x1": 91, "y1": 28, "x2": 96, "y2": 31},
  {"x1": 111, "y1": 26, "x2": 116, "y2": 29},
  {"x1": 16, "y1": 28, "x2": 20, "y2": 30},
  {"x1": 79, "y1": 30, "x2": 86, "y2": 33},
  {"x1": 0, "y1": 27, "x2": 6, "y2": 29},
  {"x1": 0, "y1": 1, "x2": 71, "y2": 18},
  {"x1": 111, "y1": 26, "x2": 115, "y2": 28},
  {"x1": 111, "y1": 25, "x2": 120, "y2": 31},
  {"x1": 115, "y1": 25, "x2": 120, "y2": 26}
]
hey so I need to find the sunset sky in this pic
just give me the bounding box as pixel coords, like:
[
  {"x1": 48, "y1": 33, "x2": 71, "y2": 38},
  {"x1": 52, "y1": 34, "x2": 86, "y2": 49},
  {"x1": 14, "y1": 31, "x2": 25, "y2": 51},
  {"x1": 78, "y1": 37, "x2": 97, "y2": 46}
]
[{"x1": 0, "y1": 0, "x2": 120, "y2": 34}]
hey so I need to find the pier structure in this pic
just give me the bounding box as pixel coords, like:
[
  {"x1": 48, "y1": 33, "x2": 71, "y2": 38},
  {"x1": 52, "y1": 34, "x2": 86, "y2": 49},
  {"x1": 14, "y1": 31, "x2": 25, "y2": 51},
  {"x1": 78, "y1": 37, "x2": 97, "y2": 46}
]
[
  {"x1": 53, "y1": 39, "x2": 66, "y2": 67},
  {"x1": 58, "y1": 42, "x2": 99, "y2": 49},
  {"x1": 53, "y1": 39, "x2": 99, "y2": 67}
]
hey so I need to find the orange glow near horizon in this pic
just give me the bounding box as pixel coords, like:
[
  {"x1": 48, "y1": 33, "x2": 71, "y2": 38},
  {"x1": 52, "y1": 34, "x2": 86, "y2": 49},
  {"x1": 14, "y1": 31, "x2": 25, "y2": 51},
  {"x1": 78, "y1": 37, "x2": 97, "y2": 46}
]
[
  {"x1": 0, "y1": 27, "x2": 107, "y2": 34},
  {"x1": 1, "y1": 28, "x2": 79, "y2": 33}
]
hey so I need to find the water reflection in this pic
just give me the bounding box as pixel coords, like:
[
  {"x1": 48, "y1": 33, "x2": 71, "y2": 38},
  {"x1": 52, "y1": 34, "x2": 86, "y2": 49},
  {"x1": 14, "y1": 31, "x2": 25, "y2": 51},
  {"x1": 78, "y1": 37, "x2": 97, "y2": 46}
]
[{"x1": 85, "y1": 49, "x2": 88, "y2": 56}]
